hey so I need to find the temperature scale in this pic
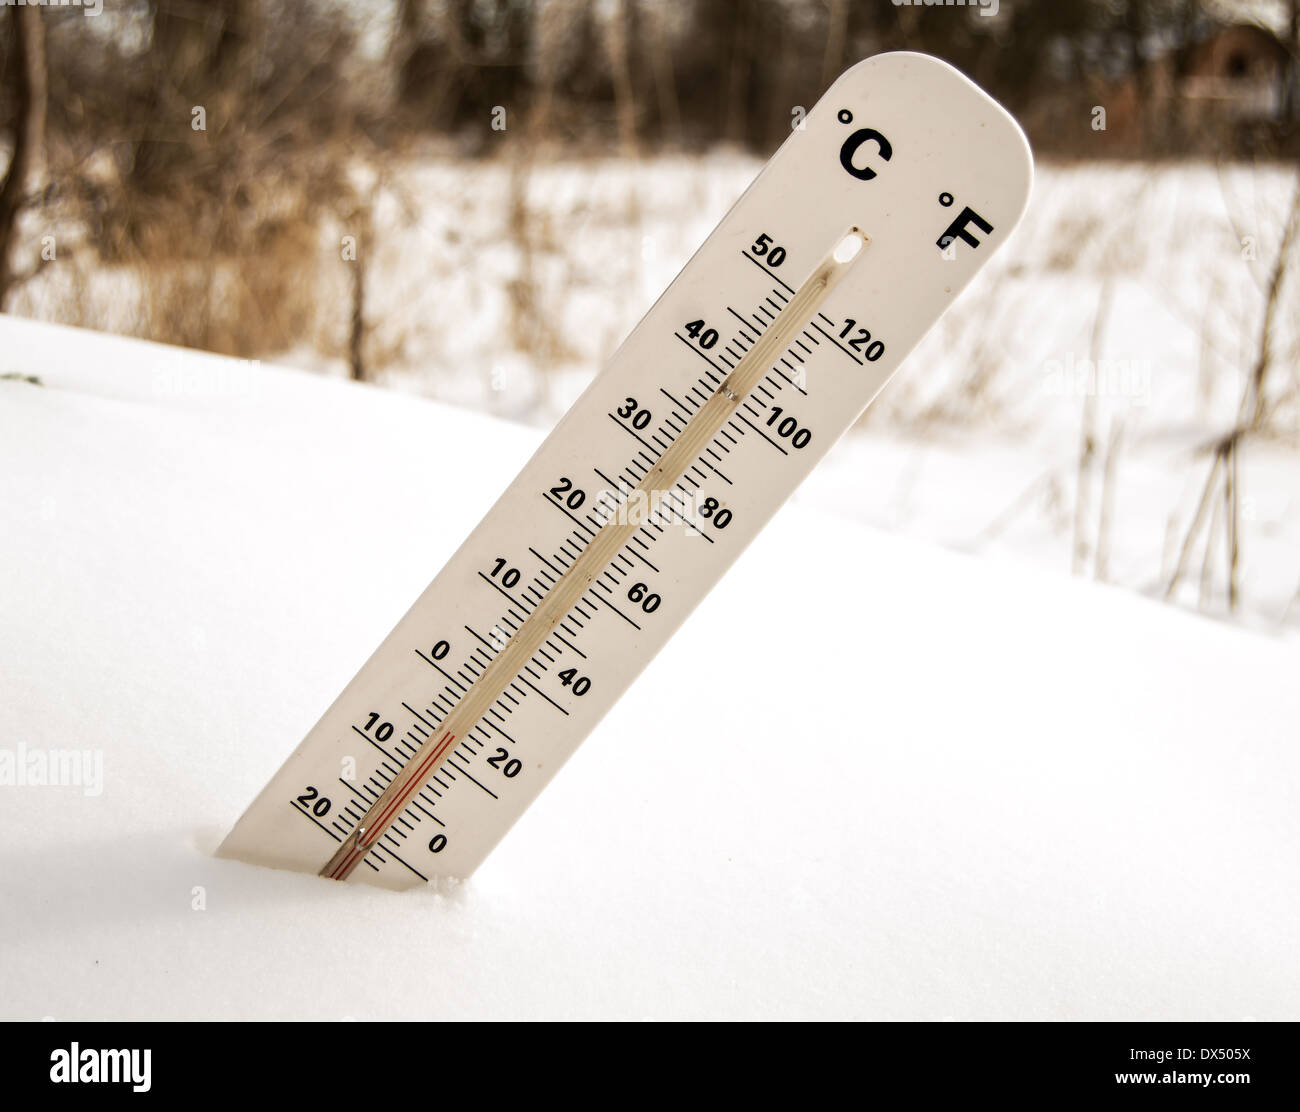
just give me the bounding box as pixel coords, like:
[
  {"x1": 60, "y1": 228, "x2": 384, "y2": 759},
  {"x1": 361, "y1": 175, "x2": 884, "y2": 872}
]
[{"x1": 220, "y1": 53, "x2": 1034, "y2": 888}]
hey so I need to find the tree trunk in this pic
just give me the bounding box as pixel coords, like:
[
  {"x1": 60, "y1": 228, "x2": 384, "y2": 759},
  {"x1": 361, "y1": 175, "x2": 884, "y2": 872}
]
[
  {"x1": 605, "y1": 0, "x2": 639, "y2": 159},
  {"x1": 821, "y1": 0, "x2": 848, "y2": 90},
  {"x1": 645, "y1": 2, "x2": 681, "y2": 146},
  {"x1": 1284, "y1": 0, "x2": 1300, "y2": 126},
  {"x1": 1123, "y1": 0, "x2": 1151, "y2": 152},
  {"x1": 0, "y1": 3, "x2": 47, "y2": 310}
]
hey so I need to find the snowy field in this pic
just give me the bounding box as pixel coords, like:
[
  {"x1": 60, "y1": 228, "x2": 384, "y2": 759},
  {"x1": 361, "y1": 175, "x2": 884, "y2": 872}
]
[
  {"x1": 2, "y1": 317, "x2": 1298, "y2": 1020},
  {"x1": 13, "y1": 156, "x2": 1300, "y2": 630}
]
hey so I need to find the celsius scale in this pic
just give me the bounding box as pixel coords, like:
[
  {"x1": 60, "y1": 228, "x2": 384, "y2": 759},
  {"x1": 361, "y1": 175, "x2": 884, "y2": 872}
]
[{"x1": 220, "y1": 53, "x2": 1034, "y2": 889}]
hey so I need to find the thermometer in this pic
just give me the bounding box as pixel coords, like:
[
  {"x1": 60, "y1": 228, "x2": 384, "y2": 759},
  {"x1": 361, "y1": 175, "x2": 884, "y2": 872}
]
[{"x1": 220, "y1": 52, "x2": 1033, "y2": 888}]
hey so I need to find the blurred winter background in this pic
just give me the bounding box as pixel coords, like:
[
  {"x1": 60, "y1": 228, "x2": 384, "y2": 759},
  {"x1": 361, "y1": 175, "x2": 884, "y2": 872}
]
[{"x1": 2, "y1": 0, "x2": 1299, "y2": 630}]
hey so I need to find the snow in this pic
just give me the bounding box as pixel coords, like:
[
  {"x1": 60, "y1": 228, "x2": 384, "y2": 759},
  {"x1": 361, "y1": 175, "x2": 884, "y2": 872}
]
[{"x1": 2, "y1": 314, "x2": 1298, "y2": 1020}]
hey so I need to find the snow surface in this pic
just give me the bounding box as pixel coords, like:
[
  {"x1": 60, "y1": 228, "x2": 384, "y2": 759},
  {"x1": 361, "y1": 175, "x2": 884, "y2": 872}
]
[{"x1": 1, "y1": 315, "x2": 1297, "y2": 1020}]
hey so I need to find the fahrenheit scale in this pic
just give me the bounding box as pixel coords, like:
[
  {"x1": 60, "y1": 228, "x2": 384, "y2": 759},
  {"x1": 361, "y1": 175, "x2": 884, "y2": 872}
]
[{"x1": 220, "y1": 53, "x2": 1033, "y2": 888}]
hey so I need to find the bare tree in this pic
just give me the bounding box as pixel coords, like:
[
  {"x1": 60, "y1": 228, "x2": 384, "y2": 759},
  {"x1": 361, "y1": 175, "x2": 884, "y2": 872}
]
[
  {"x1": 1167, "y1": 176, "x2": 1300, "y2": 610},
  {"x1": 604, "y1": 0, "x2": 638, "y2": 158},
  {"x1": 0, "y1": 3, "x2": 47, "y2": 309},
  {"x1": 644, "y1": 2, "x2": 681, "y2": 147},
  {"x1": 821, "y1": 0, "x2": 849, "y2": 89},
  {"x1": 1285, "y1": 0, "x2": 1300, "y2": 126},
  {"x1": 1072, "y1": 280, "x2": 1113, "y2": 575},
  {"x1": 1121, "y1": 0, "x2": 1152, "y2": 150}
]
